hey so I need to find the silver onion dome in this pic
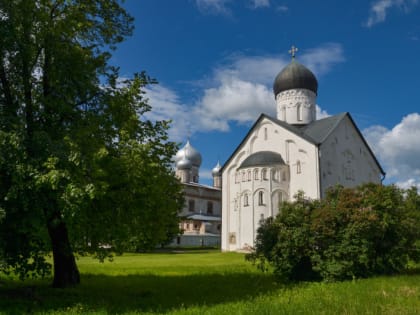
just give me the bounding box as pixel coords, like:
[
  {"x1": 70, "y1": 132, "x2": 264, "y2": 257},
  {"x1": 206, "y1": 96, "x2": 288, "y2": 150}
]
[
  {"x1": 177, "y1": 155, "x2": 192, "y2": 170},
  {"x1": 175, "y1": 140, "x2": 202, "y2": 167},
  {"x1": 212, "y1": 161, "x2": 221, "y2": 176}
]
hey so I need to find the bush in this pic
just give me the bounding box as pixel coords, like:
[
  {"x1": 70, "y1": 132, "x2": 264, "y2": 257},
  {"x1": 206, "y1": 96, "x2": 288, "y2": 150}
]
[{"x1": 247, "y1": 184, "x2": 420, "y2": 282}]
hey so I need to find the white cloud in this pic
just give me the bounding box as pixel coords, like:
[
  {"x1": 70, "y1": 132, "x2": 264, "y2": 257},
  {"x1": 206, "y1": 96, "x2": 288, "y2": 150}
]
[
  {"x1": 193, "y1": 77, "x2": 275, "y2": 131},
  {"x1": 199, "y1": 168, "x2": 214, "y2": 180},
  {"x1": 365, "y1": 0, "x2": 418, "y2": 27},
  {"x1": 249, "y1": 0, "x2": 270, "y2": 9},
  {"x1": 300, "y1": 43, "x2": 345, "y2": 76},
  {"x1": 143, "y1": 85, "x2": 191, "y2": 142},
  {"x1": 363, "y1": 113, "x2": 420, "y2": 188},
  {"x1": 194, "y1": 0, "x2": 272, "y2": 14},
  {"x1": 316, "y1": 105, "x2": 330, "y2": 119},
  {"x1": 194, "y1": 0, "x2": 232, "y2": 15},
  {"x1": 276, "y1": 5, "x2": 289, "y2": 12}
]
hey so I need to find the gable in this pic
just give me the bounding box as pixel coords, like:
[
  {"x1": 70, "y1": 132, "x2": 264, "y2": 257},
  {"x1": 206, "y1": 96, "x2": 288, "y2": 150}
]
[{"x1": 220, "y1": 114, "x2": 316, "y2": 173}]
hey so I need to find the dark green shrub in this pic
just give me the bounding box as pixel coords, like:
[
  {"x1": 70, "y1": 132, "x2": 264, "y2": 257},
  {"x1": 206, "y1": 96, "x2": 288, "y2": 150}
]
[
  {"x1": 247, "y1": 184, "x2": 420, "y2": 282},
  {"x1": 247, "y1": 192, "x2": 320, "y2": 281}
]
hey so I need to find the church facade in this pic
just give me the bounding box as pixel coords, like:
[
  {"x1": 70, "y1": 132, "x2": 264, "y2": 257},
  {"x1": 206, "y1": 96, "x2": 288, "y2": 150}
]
[{"x1": 221, "y1": 50, "x2": 385, "y2": 251}]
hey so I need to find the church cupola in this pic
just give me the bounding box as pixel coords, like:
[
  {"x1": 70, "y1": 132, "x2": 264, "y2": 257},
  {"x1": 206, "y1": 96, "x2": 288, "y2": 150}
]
[
  {"x1": 273, "y1": 46, "x2": 318, "y2": 126},
  {"x1": 175, "y1": 140, "x2": 202, "y2": 183},
  {"x1": 212, "y1": 161, "x2": 222, "y2": 188}
]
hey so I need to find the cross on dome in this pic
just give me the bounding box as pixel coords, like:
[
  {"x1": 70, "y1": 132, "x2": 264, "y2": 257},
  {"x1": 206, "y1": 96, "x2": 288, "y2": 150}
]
[{"x1": 288, "y1": 45, "x2": 298, "y2": 59}]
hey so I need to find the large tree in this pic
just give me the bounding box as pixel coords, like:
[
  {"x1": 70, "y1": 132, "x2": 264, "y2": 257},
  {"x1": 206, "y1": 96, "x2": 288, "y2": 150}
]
[{"x1": 0, "y1": 0, "x2": 184, "y2": 288}]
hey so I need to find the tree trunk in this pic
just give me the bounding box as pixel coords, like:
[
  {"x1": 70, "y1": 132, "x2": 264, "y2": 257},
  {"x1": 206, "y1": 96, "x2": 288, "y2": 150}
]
[{"x1": 47, "y1": 216, "x2": 80, "y2": 288}]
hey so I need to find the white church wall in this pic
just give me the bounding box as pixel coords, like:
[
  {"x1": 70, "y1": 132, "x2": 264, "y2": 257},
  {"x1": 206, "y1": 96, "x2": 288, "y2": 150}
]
[{"x1": 319, "y1": 115, "x2": 382, "y2": 196}]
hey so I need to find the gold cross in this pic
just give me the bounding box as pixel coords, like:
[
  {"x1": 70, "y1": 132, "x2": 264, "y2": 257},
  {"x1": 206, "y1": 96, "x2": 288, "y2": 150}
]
[{"x1": 288, "y1": 45, "x2": 298, "y2": 59}]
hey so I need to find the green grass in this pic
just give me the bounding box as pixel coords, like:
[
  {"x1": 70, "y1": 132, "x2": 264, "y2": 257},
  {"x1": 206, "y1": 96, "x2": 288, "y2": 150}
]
[{"x1": 0, "y1": 250, "x2": 419, "y2": 314}]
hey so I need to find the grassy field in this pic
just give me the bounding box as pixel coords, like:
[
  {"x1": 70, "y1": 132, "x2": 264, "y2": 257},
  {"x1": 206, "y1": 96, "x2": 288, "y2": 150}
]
[{"x1": 0, "y1": 250, "x2": 419, "y2": 314}]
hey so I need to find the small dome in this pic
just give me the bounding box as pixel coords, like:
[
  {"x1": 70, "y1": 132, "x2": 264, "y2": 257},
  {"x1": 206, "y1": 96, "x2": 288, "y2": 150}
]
[
  {"x1": 239, "y1": 151, "x2": 285, "y2": 169},
  {"x1": 175, "y1": 140, "x2": 202, "y2": 167},
  {"x1": 177, "y1": 156, "x2": 192, "y2": 170},
  {"x1": 212, "y1": 161, "x2": 221, "y2": 176},
  {"x1": 273, "y1": 61, "x2": 318, "y2": 96}
]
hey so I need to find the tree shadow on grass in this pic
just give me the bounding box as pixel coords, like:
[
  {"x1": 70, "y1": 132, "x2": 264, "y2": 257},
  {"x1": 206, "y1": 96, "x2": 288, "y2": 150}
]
[{"x1": 0, "y1": 272, "x2": 280, "y2": 314}]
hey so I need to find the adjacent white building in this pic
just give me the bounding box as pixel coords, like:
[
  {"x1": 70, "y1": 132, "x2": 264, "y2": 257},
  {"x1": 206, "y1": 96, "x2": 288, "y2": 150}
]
[
  {"x1": 171, "y1": 141, "x2": 222, "y2": 247},
  {"x1": 221, "y1": 51, "x2": 385, "y2": 251}
]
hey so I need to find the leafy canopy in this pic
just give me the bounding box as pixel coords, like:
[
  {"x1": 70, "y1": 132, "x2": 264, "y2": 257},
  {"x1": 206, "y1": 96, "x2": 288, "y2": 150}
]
[{"x1": 0, "y1": 0, "x2": 184, "y2": 283}]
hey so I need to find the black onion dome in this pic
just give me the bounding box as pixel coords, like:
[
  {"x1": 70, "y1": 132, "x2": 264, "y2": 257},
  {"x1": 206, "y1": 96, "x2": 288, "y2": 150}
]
[
  {"x1": 239, "y1": 151, "x2": 285, "y2": 169},
  {"x1": 273, "y1": 61, "x2": 318, "y2": 96}
]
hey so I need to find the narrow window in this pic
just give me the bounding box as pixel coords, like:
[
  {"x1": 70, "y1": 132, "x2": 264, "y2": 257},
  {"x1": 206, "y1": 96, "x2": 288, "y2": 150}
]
[
  {"x1": 207, "y1": 201, "x2": 213, "y2": 214},
  {"x1": 258, "y1": 191, "x2": 264, "y2": 205},
  {"x1": 254, "y1": 169, "x2": 259, "y2": 180},
  {"x1": 271, "y1": 169, "x2": 278, "y2": 181},
  {"x1": 247, "y1": 170, "x2": 251, "y2": 181},
  {"x1": 244, "y1": 194, "x2": 249, "y2": 207},
  {"x1": 188, "y1": 200, "x2": 195, "y2": 212},
  {"x1": 264, "y1": 127, "x2": 268, "y2": 140},
  {"x1": 278, "y1": 191, "x2": 283, "y2": 203},
  {"x1": 262, "y1": 169, "x2": 268, "y2": 180},
  {"x1": 297, "y1": 103, "x2": 303, "y2": 121},
  {"x1": 297, "y1": 160, "x2": 301, "y2": 174},
  {"x1": 242, "y1": 171, "x2": 246, "y2": 182}
]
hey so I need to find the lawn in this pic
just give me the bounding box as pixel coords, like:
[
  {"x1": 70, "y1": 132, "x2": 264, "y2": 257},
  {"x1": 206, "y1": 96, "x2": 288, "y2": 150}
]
[{"x1": 0, "y1": 250, "x2": 419, "y2": 314}]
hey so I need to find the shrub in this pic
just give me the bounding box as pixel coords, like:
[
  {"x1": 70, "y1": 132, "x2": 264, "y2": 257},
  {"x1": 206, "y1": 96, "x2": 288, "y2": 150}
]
[{"x1": 247, "y1": 184, "x2": 420, "y2": 282}]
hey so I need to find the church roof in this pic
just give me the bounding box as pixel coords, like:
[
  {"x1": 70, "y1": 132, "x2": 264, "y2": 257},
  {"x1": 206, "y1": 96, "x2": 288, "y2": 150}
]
[
  {"x1": 185, "y1": 214, "x2": 221, "y2": 222},
  {"x1": 300, "y1": 113, "x2": 348, "y2": 144},
  {"x1": 238, "y1": 151, "x2": 286, "y2": 169},
  {"x1": 220, "y1": 112, "x2": 385, "y2": 176}
]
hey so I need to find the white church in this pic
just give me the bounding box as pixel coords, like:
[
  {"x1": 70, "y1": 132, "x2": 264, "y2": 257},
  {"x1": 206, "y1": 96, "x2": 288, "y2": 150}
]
[{"x1": 221, "y1": 47, "x2": 385, "y2": 251}]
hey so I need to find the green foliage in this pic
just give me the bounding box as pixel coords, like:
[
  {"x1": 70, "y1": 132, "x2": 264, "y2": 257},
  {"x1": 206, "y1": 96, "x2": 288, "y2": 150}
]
[
  {"x1": 0, "y1": 0, "x2": 184, "y2": 284},
  {"x1": 248, "y1": 184, "x2": 420, "y2": 282}
]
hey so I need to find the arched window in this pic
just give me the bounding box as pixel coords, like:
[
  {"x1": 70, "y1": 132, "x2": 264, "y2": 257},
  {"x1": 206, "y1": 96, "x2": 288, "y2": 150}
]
[
  {"x1": 262, "y1": 168, "x2": 268, "y2": 180},
  {"x1": 254, "y1": 169, "x2": 259, "y2": 180},
  {"x1": 244, "y1": 194, "x2": 249, "y2": 207},
  {"x1": 272, "y1": 169, "x2": 278, "y2": 182},
  {"x1": 247, "y1": 170, "x2": 251, "y2": 181},
  {"x1": 296, "y1": 160, "x2": 301, "y2": 174},
  {"x1": 278, "y1": 191, "x2": 283, "y2": 203},
  {"x1": 297, "y1": 103, "x2": 303, "y2": 121},
  {"x1": 258, "y1": 191, "x2": 264, "y2": 205},
  {"x1": 242, "y1": 171, "x2": 246, "y2": 182}
]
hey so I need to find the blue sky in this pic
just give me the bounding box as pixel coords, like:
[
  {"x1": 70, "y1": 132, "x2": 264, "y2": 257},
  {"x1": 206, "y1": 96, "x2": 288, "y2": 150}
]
[{"x1": 112, "y1": 0, "x2": 420, "y2": 188}]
